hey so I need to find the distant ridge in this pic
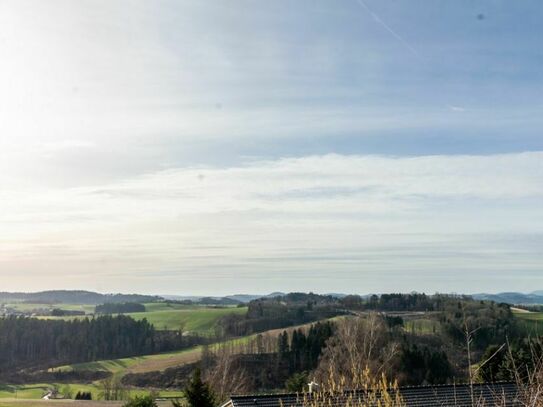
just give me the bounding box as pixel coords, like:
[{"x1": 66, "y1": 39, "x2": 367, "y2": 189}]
[
  {"x1": 0, "y1": 290, "x2": 163, "y2": 305},
  {"x1": 162, "y1": 292, "x2": 288, "y2": 304},
  {"x1": 3, "y1": 290, "x2": 542, "y2": 307},
  {"x1": 472, "y1": 291, "x2": 543, "y2": 305}
]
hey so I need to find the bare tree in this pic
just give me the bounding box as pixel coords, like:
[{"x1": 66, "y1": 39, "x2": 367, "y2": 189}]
[
  {"x1": 204, "y1": 342, "x2": 250, "y2": 403},
  {"x1": 314, "y1": 314, "x2": 399, "y2": 389},
  {"x1": 98, "y1": 376, "x2": 129, "y2": 401}
]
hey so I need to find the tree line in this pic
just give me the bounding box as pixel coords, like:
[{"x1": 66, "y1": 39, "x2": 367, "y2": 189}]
[
  {"x1": 95, "y1": 302, "x2": 146, "y2": 314},
  {"x1": 0, "y1": 315, "x2": 194, "y2": 372}
]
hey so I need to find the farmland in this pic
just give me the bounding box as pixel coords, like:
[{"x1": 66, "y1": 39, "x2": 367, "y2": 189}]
[
  {"x1": 125, "y1": 304, "x2": 247, "y2": 333},
  {"x1": 7, "y1": 318, "x2": 338, "y2": 404},
  {"x1": 512, "y1": 309, "x2": 543, "y2": 335},
  {"x1": 51, "y1": 318, "x2": 341, "y2": 376},
  {"x1": 0, "y1": 383, "x2": 183, "y2": 401},
  {"x1": 2, "y1": 303, "x2": 95, "y2": 314},
  {"x1": 513, "y1": 311, "x2": 543, "y2": 321},
  {"x1": 3, "y1": 301, "x2": 247, "y2": 335},
  {"x1": 0, "y1": 300, "x2": 250, "y2": 402},
  {"x1": 2, "y1": 292, "x2": 532, "y2": 404},
  {"x1": 52, "y1": 345, "x2": 206, "y2": 375}
]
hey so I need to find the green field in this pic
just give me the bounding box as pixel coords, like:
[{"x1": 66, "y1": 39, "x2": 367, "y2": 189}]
[
  {"x1": 1, "y1": 301, "x2": 249, "y2": 399},
  {"x1": 0, "y1": 383, "x2": 183, "y2": 401},
  {"x1": 0, "y1": 305, "x2": 330, "y2": 402},
  {"x1": 512, "y1": 310, "x2": 543, "y2": 335},
  {"x1": 404, "y1": 318, "x2": 440, "y2": 334},
  {"x1": 52, "y1": 346, "x2": 203, "y2": 374},
  {"x1": 28, "y1": 302, "x2": 247, "y2": 334},
  {"x1": 51, "y1": 318, "x2": 334, "y2": 377},
  {"x1": 52, "y1": 333, "x2": 256, "y2": 376},
  {"x1": 3, "y1": 303, "x2": 96, "y2": 314},
  {"x1": 513, "y1": 311, "x2": 543, "y2": 321},
  {"x1": 126, "y1": 305, "x2": 246, "y2": 333}
]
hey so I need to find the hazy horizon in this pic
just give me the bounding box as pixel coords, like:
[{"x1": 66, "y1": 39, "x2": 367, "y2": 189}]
[
  {"x1": 1, "y1": 1, "x2": 542, "y2": 295},
  {"x1": 2, "y1": 287, "x2": 543, "y2": 298}
]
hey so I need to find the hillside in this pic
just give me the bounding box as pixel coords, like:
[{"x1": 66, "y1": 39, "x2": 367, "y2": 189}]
[
  {"x1": 0, "y1": 290, "x2": 163, "y2": 305},
  {"x1": 472, "y1": 291, "x2": 543, "y2": 305}
]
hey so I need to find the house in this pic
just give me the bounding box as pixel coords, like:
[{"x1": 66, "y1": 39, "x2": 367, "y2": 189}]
[{"x1": 221, "y1": 382, "x2": 520, "y2": 407}]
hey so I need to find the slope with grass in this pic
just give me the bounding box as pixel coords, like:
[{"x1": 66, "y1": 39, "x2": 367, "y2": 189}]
[
  {"x1": 34, "y1": 302, "x2": 247, "y2": 334},
  {"x1": 512, "y1": 308, "x2": 543, "y2": 335},
  {"x1": 52, "y1": 335, "x2": 254, "y2": 375},
  {"x1": 51, "y1": 317, "x2": 343, "y2": 376},
  {"x1": 4, "y1": 303, "x2": 96, "y2": 314},
  {"x1": 125, "y1": 305, "x2": 247, "y2": 333},
  {"x1": 0, "y1": 383, "x2": 183, "y2": 401},
  {"x1": 513, "y1": 311, "x2": 543, "y2": 321}
]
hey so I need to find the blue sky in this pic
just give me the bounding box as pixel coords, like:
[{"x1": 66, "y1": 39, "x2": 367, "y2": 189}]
[{"x1": 0, "y1": 0, "x2": 542, "y2": 295}]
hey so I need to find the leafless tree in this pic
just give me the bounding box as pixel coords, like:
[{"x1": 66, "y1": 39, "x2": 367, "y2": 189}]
[
  {"x1": 314, "y1": 314, "x2": 399, "y2": 389},
  {"x1": 204, "y1": 342, "x2": 250, "y2": 403}
]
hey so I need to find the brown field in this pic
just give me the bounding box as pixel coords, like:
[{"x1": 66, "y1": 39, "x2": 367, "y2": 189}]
[{"x1": 126, "y1": 347, "x2": 203, "y2": 374}]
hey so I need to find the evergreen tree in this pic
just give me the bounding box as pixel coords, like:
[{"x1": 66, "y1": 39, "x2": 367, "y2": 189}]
[
  {"x1": 285, "y1": 371, "x2": 308, "y2": 392},
  {"x1": 278, "y1": 331, "x2": 289, "y2": 357},
  {"x1": 184, "y1": 368, "x2": 215, "y2": 407}
]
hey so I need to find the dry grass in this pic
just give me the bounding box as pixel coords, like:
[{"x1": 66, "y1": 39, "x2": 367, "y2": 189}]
[
  {"x1": 126, "y1": 347, "x2": 203, "y2": 374},
  {"x1": 302, "y1": 367, "x2": 404, "y2": 407}
]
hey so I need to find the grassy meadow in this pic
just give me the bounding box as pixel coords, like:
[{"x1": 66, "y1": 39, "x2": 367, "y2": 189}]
[
  {"x1": 125, "y1": 304, "x2": 247, "y2": 333},
  {"x1": 9, "y1": 301, "x2": 248, "y2": 335},
  {"x1": 3, "y1": 303, "x2": 96, "y2": 314},
  {"x1": 0, "y1": 301, "x2": 247, "y2": 401},
  {"x1": 51, "y1": 346, "x2": 205, "y2": 375},
  {"x1": 512, "y1": 309, "x2": 543, "y2": 335},
  {"x1": 51, "y1": 317, "x2": 346, "y2": 376},
  {"x1": 404, "y1": 318, "x2": 440, "y2": 334},
  {"x1": 0, "y1": 383, "x2": 183, "y2": 402}
]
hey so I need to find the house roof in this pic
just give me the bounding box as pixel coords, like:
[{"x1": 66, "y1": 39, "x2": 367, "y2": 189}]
[{"x1": 222, "y1": 382, "x2": 520, "y2": 407}]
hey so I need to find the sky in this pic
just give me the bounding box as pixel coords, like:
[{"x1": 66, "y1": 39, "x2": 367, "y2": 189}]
[{"x1": 0, "y1": 0, "x2": 542, "y2": 296}]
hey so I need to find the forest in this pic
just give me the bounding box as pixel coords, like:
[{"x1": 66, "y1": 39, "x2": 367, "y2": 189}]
[
  {"x1": 0, "y1": 315, "x2": 198, "y2": 374},
  {"x1": 118, "y1": 293, "x2": 535, "y2": 400}
]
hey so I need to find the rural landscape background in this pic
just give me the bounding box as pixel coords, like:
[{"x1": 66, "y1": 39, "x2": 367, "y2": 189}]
[
  {"x1": 1, "y1": 0, "x2": 543, "y2": 406},
  {"x1": 1, "y1": 288, "x2": 543, "y2": 406}
]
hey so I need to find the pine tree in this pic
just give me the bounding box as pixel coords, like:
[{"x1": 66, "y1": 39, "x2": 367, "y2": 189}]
[
  {"x1": 278, "y1": 331, "x2": 289, "y2": 357},
  {"x1": 184, "y1": 368, "x2": 215, "y2": 407}
]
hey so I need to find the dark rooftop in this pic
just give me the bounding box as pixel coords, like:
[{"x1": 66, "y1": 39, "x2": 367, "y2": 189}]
[{"x1": 222, "y1": 382, "x2": 520, "y2": 407}]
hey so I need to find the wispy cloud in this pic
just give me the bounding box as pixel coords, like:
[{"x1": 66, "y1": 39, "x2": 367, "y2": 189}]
[
  {"x1": 447, "y1": 105, "x2": 466, "y2": 112},
  {"x1": 1, "y1": 152, "x2": 542, "y2": 294},
  {"x1": 1, "y1": 1, "x2": 543, "y2": 294}
]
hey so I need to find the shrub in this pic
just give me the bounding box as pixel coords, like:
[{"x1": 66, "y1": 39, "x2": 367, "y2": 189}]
[{"x1": 123, "y1": 395, "x2": 157, "y2": 407}]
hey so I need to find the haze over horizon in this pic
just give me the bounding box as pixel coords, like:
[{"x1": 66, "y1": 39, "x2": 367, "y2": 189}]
[{"x1": 1, "y1": 1, "x2": 542, "y2": 295}]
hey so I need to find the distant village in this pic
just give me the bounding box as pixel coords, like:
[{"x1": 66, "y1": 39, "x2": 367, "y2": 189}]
[{"x1": 0, "y1": 304, "x2": 86, "y2": 318}]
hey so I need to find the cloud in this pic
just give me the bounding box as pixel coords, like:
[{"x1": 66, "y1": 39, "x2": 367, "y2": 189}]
[
  {"x1": 0, "y1": 152, "x2": 542, "y2": 294},
  {"x1": 447, "y1": 105, "x2": 466, "y2": 112},
  {"x1": 2, "y1": 1, "x2": 543, "y2": 294}
]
